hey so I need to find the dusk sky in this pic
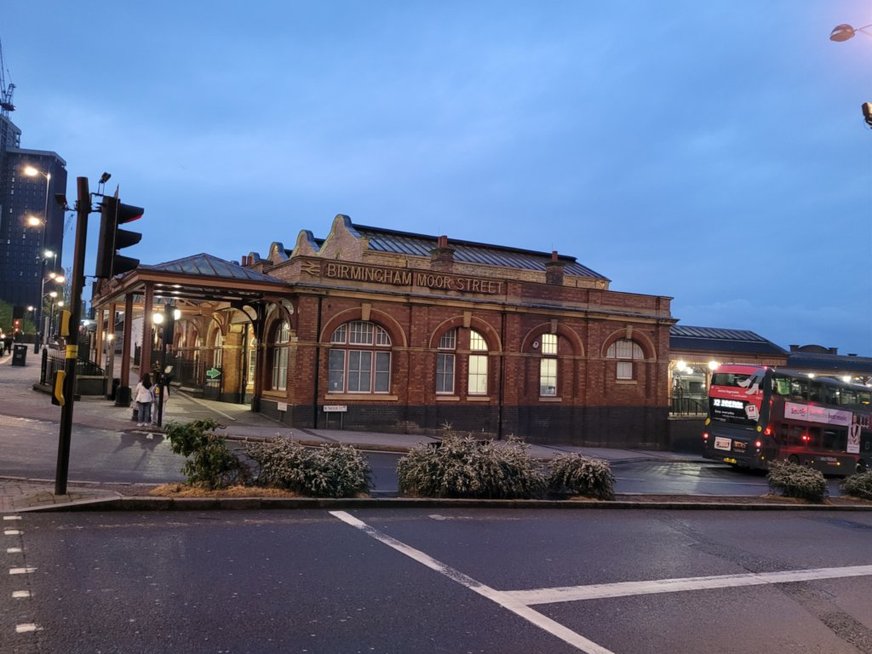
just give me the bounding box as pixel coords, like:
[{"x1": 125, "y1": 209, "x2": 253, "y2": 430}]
[{"x1": 5, "y1": 1, "x2": 871, "y2": 355}]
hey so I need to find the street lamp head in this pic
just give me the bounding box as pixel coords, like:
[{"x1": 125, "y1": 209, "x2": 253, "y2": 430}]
[
  {"x1": 44, "y1": 249, "x2": 55, "y2": 259},
  {"x1": 49, "y1": 291, "x2": 58, "y2": 298},
  {"x1": 99, "y1": 172, "x2": 111, "y2": 184},
  {"x1": 830, "y1": 23, "x2": 872, "y2": 42},
  {"x1": 23, "y1": 165, "x2": 40, "y2": 177},
  {"x1": 54, "y1": 275, "x2": 66, "y2": 284},
  {"x1": 27, "y1": 305, "x2": 34, "y2": 312},
  {"x1": 25, "y1": 214, "x2": 43, "y2": 227}
]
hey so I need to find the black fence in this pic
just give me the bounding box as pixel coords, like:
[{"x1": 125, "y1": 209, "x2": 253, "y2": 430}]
[
  {"x1": 41, "y1": 348, "x2": 105, "y2": 385},
  {"x1": 669, "y1": 396, "x2": 708, "y2": 417}
]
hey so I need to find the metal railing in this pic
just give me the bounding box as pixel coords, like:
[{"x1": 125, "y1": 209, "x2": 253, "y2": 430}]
[{"x1": 669, "y1": 396, "x2": 708, "y2": 417}]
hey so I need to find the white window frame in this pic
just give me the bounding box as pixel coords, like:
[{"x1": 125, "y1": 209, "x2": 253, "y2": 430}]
[
  {"x1": 607, "y1": 338, "x2": 644, "y2": 381},
  {"x1": 328, "y1": 320, "x2": 392, "y2": 394}
]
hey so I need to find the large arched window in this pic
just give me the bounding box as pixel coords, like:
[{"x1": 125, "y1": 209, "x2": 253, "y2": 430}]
[
  {"x1": 607, "y1": 338, "x2": 644, "y2": 380},
  {"x1": 539, "y1": 333, "x2": 558, "y2": 396},
  {"x1": 468, "y1": 329, "x2": 488, "y2": 395},
  {"x1": 328, "y1": 320, "x2": 392, "y2": 393},
  {"x1": 270, "y1": 321, "x2": 290, "y2": 391}
]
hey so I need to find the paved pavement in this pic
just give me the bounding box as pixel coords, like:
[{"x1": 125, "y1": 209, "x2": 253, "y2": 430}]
[{"x1": 4, "y1": 348, "x2": 828, "y2": 514}]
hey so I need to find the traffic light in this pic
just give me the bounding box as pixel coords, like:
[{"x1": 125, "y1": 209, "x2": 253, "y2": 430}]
[{"x1": 95, "y1": 196, "x2": 144, "y2": 278}]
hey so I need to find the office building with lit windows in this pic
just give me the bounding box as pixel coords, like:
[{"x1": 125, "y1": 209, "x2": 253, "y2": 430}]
[{"x1": 0, "y1": 112, "x2": 67, "y2": 310}]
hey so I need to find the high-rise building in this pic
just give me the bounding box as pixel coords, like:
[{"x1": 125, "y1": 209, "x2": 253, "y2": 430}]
[{"x1": 0, "y1": 112, "x2": 68, "y2": 315}]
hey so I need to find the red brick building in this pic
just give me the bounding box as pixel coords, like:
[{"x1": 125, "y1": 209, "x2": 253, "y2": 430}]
[{"x1": 92, "y1": 214, "x2": 676, "y2": 447}]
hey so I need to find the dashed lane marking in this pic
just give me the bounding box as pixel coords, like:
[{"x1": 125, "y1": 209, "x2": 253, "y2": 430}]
[
  {"x1": 3, "y1": 515, "x2": 22, "y2": 521},
  {"x1": 330, "y1": 510, "x2": 614, "y2": 654},
  {"x1": 9, "y1": 567, "x2": 36, "y2": 575},
  {"x1": 16, "y1": 623, "x2": 42, "y2": 633},
  {"x1": 12, "y1": 590, "x2": 31, "y2": 599},
  {"x1": 7, "y1": 547, "x2": 22, "y2": 553},
  {"x1": 4, "y1": 530, "x2": 22, "y2": 536}
]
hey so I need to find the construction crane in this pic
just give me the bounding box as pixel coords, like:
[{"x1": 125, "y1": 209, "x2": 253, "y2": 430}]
[{"x1": 0, "y1": 38, "x2": 16, "y2": 116}]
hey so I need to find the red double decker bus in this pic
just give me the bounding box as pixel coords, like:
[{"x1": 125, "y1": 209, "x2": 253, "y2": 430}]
[{"x1": 702, "y1": 364, "x2": 872, "y2": 475}]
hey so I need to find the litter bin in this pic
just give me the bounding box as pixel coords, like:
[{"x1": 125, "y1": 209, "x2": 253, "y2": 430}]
[{"x1": 11, "y1": 343, "x2": 27, "y2": 366}]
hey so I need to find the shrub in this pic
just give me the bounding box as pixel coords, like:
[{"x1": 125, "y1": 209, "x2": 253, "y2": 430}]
[
  {"x1": 244, "y1": 438, "x2": 371, "y2": 498},
  {"x1": 397, "y1": 435, "x2": 545, "y2": 499},
  {"x1": 767, "y1": 460, "x2": 827, "y2": 502},
  {"x1": 164, "y1": 419, "x2": 246, "y2": 489},
  {"x1": 842, "y1": 471, "x2": 872, "y2": 500},
  {"x1": 547, "y1": 453, "x2": 615, "y2": 500}
]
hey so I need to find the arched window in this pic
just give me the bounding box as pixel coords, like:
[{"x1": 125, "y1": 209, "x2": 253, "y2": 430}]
[
  {"x1": 539, "y1": 333, "x2": 558, "y2": 396},
  {"x1": 328, "y1": 320, "x2": 391, "y2": 393},
  {"x1": 468, "y1": 329, "x2": 488, "y2": 395},
  {"x1": 607, "y1": 338, "x2": 644, "y2": 380},
  {"x1": 270, "y1": 321, "x2": 290, "y2": 391},
  {"x1": 436, "y1": 328, "x2": 457, "y2": 394}
]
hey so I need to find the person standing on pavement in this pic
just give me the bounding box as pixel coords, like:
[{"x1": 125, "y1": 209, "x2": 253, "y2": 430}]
[{"x1": 133, "y1": 373, "x2": 155, "y2": 427}]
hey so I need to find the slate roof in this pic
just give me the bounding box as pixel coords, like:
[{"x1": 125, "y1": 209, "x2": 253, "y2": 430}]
[
  {"x1": 352, "y1": 224, "x2": 609, "y2": 280},
  {"x1": 139, "y1": 253, "x2": 284, "y2": 284},
  {"x1": 670, "y1": 325, "x2": 788, "y2": 356},
  {"x1": 787, "y1": 352, "x2": 872, "y2": 375}
]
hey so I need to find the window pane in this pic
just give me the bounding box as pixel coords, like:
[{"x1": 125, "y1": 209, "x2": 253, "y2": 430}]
[
  {"x1": 331, "y1": 324, "x2": 347, "y2": 344},
  {"x1": 439, "y1": 329, "x2": 457, "y2": 350},
  {"x1": 277, "y1": 321, "x2": 290, "y2": 343},
  {"x1": 436, "y1": 352, "x2": 455, "y2": 393},
  {"x1": 617, "y1": 361, "x2": 633, "y2": 380},
  {"x1": 349, "y1": 321, "x2": 373, "y2": 345},
  {"x1": 328, "y1": 349, "x2": 345, "y2": 392},
  {"x1": 541, "y1": 333, "x2": 557, "y2": 355},
  {"x1": 540, "y1": 358, "x2": 557, "y2": 396},
  {"x1": 470, "y1": 330, "x2": 487, "y2": 351},
  {"x1": 608, "y1": 338, "x2": 643, "y2": 360},
  {"x1": 468, "y1": 354, "x2": 488, "y2": 394},
  {"x1": 348, "y1": 350, "x2": 372, "y2": 392},
  {"x1": 272, "y1": 347, "x2": 288, "y2": 391},
  {"x1": 374, "y1": 352, "x2": 391, "y2": 392},
  {"x1": 375, "y1": 325, "x2": 391, "y2": 346}
]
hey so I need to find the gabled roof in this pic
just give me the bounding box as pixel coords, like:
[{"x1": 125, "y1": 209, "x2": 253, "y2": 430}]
[
  {"x1": 353, "y1": 224, "x2": 608, "y2": 280},
  {"x1": 670, "y1": 325, "x2": 787, "y2": 356},
  {"x1": 140, "y1": 253, "x2": 283, "y2": 284}
]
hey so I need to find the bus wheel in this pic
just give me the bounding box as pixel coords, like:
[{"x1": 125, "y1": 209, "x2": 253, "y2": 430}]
[
  {"x1": 788, "y1": 455, "x2": 800, "y2": 465},
  {"x1": 858, "y1": 460, "x2": 868, "y2": 474}
]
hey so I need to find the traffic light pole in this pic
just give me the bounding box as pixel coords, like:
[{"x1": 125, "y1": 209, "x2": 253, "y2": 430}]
[{"x1": 55, "y1": 176, "x2": 89, "y2": 495}]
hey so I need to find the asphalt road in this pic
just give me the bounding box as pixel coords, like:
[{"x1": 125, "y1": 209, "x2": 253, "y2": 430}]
[
  {"x1": 0, "y1": 413, "x2": 847, "y2": 496},
  {"x1": 4, "y1": 508, "x2": 872, "y2": 653}
]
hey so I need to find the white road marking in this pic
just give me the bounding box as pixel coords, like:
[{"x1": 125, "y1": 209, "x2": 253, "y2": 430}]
[
  {"x1": 12, "y1": 590, "x2": 31, "y2": 599},
  {"x1": 7, "y1": 547, "x2": 22, "y2": 553},
  {"x1": 9, "y1": 567, "x2": 36, "y2": 575},
  {"x1": 505, "y1": 564, "x2": 872, "y2": 605},
  {"x1": 330, "y1": 510, "x2": 614, "y2": 654},
  {"x1": 16, "y1": 623, "x2": 42, "y2": 633},
  {"x1": 4, "y1": 529, "x2": 22, "y2": 536},
  {"x1": 3, "y1": 515, "x2": 21, "y2": 521}
]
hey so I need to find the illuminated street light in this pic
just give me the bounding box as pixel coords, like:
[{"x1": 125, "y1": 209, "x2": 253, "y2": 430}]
[{"x1": 25, "y1": 214, "x2": 43, "y2": 228}]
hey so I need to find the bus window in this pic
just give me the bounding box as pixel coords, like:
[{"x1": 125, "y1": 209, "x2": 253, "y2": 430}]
[
  {"x1": 821, "y1": 428, "x2": 846, "y2": 451},
  {"x1": 789, "y1": 378, "x2": 808, "y2": 401},
  {"x1": 773, "y1": 377, "x2": 791, "y2": 396}
]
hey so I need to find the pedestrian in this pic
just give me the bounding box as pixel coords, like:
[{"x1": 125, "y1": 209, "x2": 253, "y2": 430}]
[{"x1": 133, "y1": 373, "x2": 155, "y2": 427}]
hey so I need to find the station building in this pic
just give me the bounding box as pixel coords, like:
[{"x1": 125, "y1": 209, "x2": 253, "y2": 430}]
[{"x1": 92, "y1": 214, "x2": 676, "y2": 448}]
